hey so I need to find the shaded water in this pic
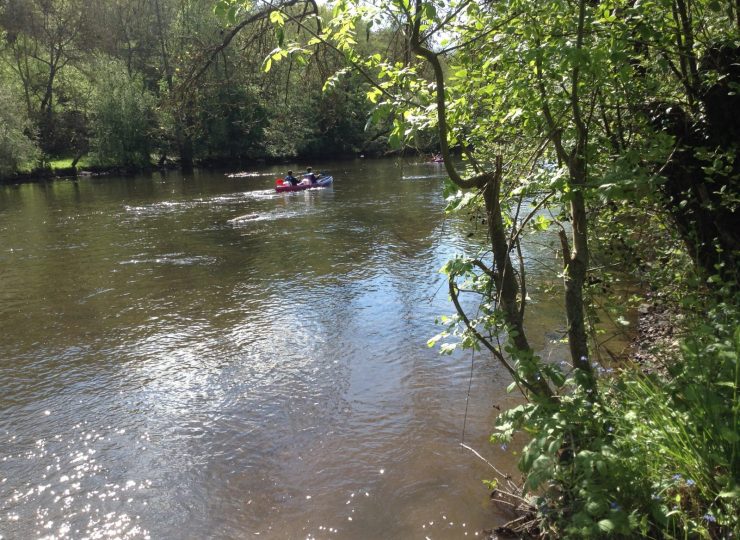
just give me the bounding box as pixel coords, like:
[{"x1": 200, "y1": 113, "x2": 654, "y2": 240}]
[{"x1": 0, "y1": 159, "x2": 567, "y2": 539}]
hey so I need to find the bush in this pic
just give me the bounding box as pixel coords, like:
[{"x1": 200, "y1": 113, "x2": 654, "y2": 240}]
[
  {"x1": 0, "y1": 86, "x2": 40, "y2": 176},
  {"x1": 192, "y1": 84, "x2": 268, "y2": 162},
  {"x1": 616, "y1": 310, "x2": 740, "y2": 538},
  {"x1": 493, "y1": 302, "x2": 740, "y2": 538},
  {"x1": 88, "y1": 58, "x2": 155, "y2": 168}
]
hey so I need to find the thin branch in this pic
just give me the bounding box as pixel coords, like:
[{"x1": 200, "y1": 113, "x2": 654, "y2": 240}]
[
  {"x1": 449, "y1": 279, "x2": 533, "y2": 395},
  {"x1": 282, "y1": 10, "x2": 418, "y2": 108},
  {"x1": 508, "y1": 190, "x2": 557, "y2": 250},
  {"x1": 410, "y1": 0, "x2": 487, "y2": 189},
  {"x1": 182, "y1": 0, "x2": 314, "y2": 89},
  {"x1": 471, "y1": 258, "x2": 496, "y2": 278},
  {"x1": 534, "y1": 38, "x2": 570, "y2": 165},
  {"x1": 436, "y1": 11, "x2": 521, "y2": 56},
  {"x1": 459, "y1": 444, "x2": 512, "y2": 483},
  {"x1": 516, "y1": 238, "x2": 527, "y2": 320},
  {"x1": 422, "y1": 0, "x2": 474, "y2": 41}
]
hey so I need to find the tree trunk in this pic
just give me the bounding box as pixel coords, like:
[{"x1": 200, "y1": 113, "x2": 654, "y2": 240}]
[
  {"x1": 484, "y1": 160, "x2": 553, "y2": 399},
  {"x1": 153, "y1": 0, "x2": 195, "y2": 171},
  {"x1": 561, "y1": 163, "x2": 592, "y2": 377},
  {"x1": 646, "y1": 43, "x2": 740, "y2": 288},
  {"x1": 409, "y1": 0, "x2": 553, "y2": 400}
]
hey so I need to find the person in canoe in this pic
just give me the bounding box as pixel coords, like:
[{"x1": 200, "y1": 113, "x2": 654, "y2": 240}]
[
  {"x1": 304, "y1": 167, "x2": 320, "y2": 184},
  {"x1": 284, "y1": 170, "x2": 298, "y2": 186}
]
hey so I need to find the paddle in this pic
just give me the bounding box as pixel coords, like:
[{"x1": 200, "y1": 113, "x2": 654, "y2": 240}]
[{"x1": 275, "y1": 178, "x2": 284, "y2": 186}]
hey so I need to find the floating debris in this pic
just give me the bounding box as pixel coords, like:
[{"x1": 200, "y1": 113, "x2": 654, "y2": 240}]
[
  {"x1": 226, "y1": 171, "x2": 267, "y2": 178},
  {"x1": 228, "y1": 213, "x2": 260, "y2": 223}
]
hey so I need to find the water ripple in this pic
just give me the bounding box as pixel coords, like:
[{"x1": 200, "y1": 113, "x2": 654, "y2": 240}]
[{"x1": 0, "y1": 162, "x2": 559, "y2": 539}]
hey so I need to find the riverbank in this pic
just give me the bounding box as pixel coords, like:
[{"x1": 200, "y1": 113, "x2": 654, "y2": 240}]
[
  {"x1": 481, "y1": 287, "x2": 738, "y2": 539},
  {"x1": 0, "y1": 148, "x2": 445, "y2": 186},
  {"x1": 483, "y1": 299, "x2": 669, "y2": 539},
  {"x1": 1, "y1": 165, "x2": 152, "y2": 184},
  {"x1": 631, "y1": 295, "x2": 685, "y2": 375}
]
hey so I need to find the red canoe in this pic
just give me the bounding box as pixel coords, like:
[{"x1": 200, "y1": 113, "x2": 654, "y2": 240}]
[{"x1": 275, "y1": 176, "x2": 333, "y2": 193}]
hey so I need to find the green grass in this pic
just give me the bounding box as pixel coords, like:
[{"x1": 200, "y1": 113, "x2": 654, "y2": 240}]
[
  {"x1": 46, "y1": 156, "x2": 92, "y2": 169},
  {"x1": 15, "y1": 156, "x2": 93, "y2": 173},
  {"x1": 492, "y1": 302, "x2": 739, "y2": 539}
]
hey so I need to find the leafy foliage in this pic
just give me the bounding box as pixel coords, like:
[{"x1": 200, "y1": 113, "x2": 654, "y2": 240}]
[
  {"x1": 0, "y1": 0, "x2": 399, "y2": 176},
  {"x1": 88, "y1": 59, "x2": 155, "y2": 167},
  {"x1": 1, "y1": 1, "x2": 738, "y2": 539},
  {"x1": 0, "y1": 84, "x2": 39, "y2": 174},
  {"x1": 491, "y1": 304, "x2": 739, "y2": 538},
  {"x1": 298, "y1": 0, "x2": 740, "y2": 537}
]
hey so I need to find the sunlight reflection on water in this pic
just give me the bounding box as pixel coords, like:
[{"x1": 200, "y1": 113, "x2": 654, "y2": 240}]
[{"x1": 0, "y1": 159, "x2": 569, "y2": 539}]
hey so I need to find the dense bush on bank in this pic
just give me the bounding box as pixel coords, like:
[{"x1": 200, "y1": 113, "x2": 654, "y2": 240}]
[{"x1": 492, "y1": 296, "x2": 739, "y2": 538}]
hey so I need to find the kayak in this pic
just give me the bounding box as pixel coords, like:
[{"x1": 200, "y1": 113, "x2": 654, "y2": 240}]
[{"x1": 275, "y1": 176, "x2": 333, "y2": 193}]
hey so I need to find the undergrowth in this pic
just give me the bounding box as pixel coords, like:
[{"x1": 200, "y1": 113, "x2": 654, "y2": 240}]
[{"x1": 493, "y1": 301, "x2": 739, "y2": 538}]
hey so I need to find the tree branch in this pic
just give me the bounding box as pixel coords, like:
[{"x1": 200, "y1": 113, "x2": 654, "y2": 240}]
[
  {"x1": 449, "y1": 279, "x2": 535, "y2": 395},
  {"x1": 410, "y1": 0, "x2": 486, "y2": 190},
  {"x1": 182, "y1": 0, "x2": 313, "y2": 90}
]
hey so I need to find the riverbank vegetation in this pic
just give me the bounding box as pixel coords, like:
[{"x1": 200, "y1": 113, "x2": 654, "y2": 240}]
[
  {"x1": 251, "y1": 0, "x2": 738, "y2": 536},
  {"x1": 0, "y1": 0, "x2": 417, "y2": 180}
]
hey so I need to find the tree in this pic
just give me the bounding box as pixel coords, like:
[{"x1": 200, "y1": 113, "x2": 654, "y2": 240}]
[
  {"x1": 263, "y1": 0, "x2": 738, "y2": 534},
  {"x1": 0, "y1": 0, "x2": 88, "y2": 154},
  {"x1": 0, "y1": 81, "x2": 40, "y2": 175}
]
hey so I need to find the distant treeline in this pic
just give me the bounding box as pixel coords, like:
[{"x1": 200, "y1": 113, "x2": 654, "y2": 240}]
[{"x1": 0, "y1": 0, "x2": 424, "y2": 178}]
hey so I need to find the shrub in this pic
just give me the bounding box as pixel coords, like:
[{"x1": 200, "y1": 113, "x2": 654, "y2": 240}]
[
  {"x1": 493, "y1": 303, "x2": 739, "y2": 538},
  {"x1": 88, "y1": 58, "x2": 155, "y2": 168},
  {"x1": 0, "y1": 85, "x2": 40, "y2": 176}
]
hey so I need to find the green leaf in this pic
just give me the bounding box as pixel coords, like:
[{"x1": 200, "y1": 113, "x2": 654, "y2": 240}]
[
  {"x1": 213, "y1": 1, "x2": 228, "y2": 19},
  {"x1": 586, "y1": 500, "x2": 603, "y2": 516},
  {"x1": 227, "y1": 4, "x2": 239, "y2": 24},
  {"x1": 427, "y1": 333, "x2": 445, "y2": 347},
  {"x1": 483, "y1": 479, "x2": 498, "y2": 490},
  {"x1": 367, "y1": 88, "x2": 381, "y2": 104},
  {"x1": 533, "y1": 215, "x2": 550, "y2": 231},
  {"x1": 597, "y1": 519, "x2": 615, "y2": 533},
  {"x1": 718, "y1": 488, "x2": 740, "y2": 499},
  {"x1": 269, "y1": 10, "x2": 285, "y2": 26},
  {"x1": 423, "y1": 2, "x2": 437, "y2": 20}
]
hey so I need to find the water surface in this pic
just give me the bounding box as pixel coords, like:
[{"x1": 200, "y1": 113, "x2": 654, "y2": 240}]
[{"x1": 0, "y1": 159, "x2": 567, "y2": 539}]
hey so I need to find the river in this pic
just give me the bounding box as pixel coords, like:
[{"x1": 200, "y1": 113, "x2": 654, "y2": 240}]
[{"x1": 0, "y1": 158, "x2": 568, "y2": 539}]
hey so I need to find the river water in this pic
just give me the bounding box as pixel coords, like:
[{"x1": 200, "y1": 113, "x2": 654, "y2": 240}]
[{"x1": 0, "y1": 158, "x2": 568, "y2": 539}]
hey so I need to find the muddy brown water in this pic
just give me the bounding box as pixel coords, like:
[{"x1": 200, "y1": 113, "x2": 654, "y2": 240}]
[{"x1": 0, "y1": 158, "x2": 568, "y2": 539}]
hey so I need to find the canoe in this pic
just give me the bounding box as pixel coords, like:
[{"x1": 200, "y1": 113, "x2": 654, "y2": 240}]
[{"x1": 275, "y1": 176, "x2": 333, "y2": 193}]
